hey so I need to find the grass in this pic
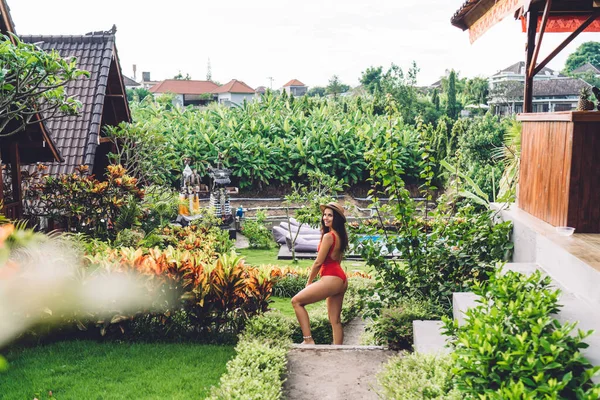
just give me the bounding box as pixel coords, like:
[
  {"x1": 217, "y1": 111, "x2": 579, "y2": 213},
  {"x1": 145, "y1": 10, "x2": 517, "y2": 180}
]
[
  {"x1": 237, "y1": 247, "x2": 372, "y2": 274},
  {"x1": 1, "y1": 341, "x2": 235, "y2": 399},
  {"x1": 269, "y1": 296, "x2": 321, "y2": 318}
]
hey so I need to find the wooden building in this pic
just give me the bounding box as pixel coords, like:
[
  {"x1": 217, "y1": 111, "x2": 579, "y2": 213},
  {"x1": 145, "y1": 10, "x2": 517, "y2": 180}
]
[
  {"x1": 452, "y1": 0, "x2": 600, "y2": 232},
  {"x1": 21, "y1": 27, "x2": 132, "y2": 178}
]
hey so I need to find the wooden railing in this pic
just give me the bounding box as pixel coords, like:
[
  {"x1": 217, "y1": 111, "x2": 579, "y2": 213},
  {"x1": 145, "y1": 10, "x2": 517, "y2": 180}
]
[{"x1": 2, "y1": 201, "x2": 22, "y2": 220}]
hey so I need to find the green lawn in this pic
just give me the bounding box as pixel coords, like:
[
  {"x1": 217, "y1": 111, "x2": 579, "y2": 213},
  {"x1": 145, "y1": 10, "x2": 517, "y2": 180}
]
[
  {"x1": 1, "y1": 341, "x2": 235, "y2": 399},
  {"x1": 237, "y1": 247, "x2": 372, "y2": 274},
  {"x1": 269, "y1": 296, "x2": 321, "y2": 318}
]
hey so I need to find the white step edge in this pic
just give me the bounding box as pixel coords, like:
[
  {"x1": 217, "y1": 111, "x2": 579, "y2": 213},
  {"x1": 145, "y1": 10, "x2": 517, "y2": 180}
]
[
  {"x1": 555, "y1": 291, "x2": 600, "y2": 368},
  {"x1": 290, "y1": 344, "x2": 387, "y2": 351},
  {"x1": 413, "y1": 320, "x2": 451, "y2": 354},
  {"x1": 500, "y1": 262, "x2": 539, "y2": 275},
  {"x1": 453, "y1": 288, "x2": 600, "y2": 371},
  {"x1": 453, "y1": 292, "x2": 480, "y2": 327}
]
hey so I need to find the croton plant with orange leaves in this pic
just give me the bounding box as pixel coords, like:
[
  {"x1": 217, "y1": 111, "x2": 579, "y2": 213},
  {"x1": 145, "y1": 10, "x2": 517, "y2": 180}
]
[
  {"x1": 24, "y1": 164, "x2": 145, "y2": 240},
  {"x1": 86, "y1": 247, "x2": 274, "y2": 335}
]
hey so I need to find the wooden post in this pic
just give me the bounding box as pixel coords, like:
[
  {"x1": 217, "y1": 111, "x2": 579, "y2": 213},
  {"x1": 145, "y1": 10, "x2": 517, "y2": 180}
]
[
  {"x1": 9, "y1": 142, "x2": 22, "y2": 218},
  {"x1": 524, "y1": 5, "x2": 539, "y2": 113},
  {"x1": 0, "y1": 158, "x2": 4, "y2": 207}
]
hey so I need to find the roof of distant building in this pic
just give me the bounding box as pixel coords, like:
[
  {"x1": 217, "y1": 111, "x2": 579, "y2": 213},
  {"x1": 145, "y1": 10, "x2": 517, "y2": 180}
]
[
  {"x1": 255, "y1": 86, "x2": 266, "y2": 93},
  {"x1": 283, "y1": 79, "x2": 306, "y2": 87},
  {"x1": 572, "y1": 62, "x2": 600, "y2": 75},
  {"x1": 149, "y1": 79, "x2": 219, "y2": 95},
  {"x1": 21, "y1": 27, "x2": 131, "y2": 176},
  {"x1": 212, "y1": 79, "x2": 255, "y2": 94},
  {"x1": 533, "y1": 77, "x2": 591, "y2": 96},
  {"x1": 123, "y1": 75, "x2": 140, "y2": 87},
  {"x1": 493, "y1": 61, "x2": 560, "y2": 77}
]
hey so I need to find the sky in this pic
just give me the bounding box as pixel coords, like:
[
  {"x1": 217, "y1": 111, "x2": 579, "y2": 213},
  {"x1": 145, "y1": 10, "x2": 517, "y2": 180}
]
[{"x1": 8, "y1": 0, "x2": 600, "y2": 89}]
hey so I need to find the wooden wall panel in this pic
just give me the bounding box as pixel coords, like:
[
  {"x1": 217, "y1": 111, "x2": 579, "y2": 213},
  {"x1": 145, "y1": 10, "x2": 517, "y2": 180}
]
[{"x1": 518, "y1": 112, "x2": 600, "y2": 233}]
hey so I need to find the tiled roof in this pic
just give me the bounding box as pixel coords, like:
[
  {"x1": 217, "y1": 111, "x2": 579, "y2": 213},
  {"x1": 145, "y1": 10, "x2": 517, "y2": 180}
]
[
  {"x1": 533, "y1": 78, "x2": 591, "y2": 97},
  {"x1": 450, "y1": 0, "x2": 482, "y2": 30},
  {"x1": 123, "y1": 75, "x2": 140, "y2": 86},
  {"x1": 149, "y1": 79, "x2": 219, "y2": 95},
  {"x1": 21, "y1": 28, "x2": 131, "y2": 176},
  {"x1": 493, "y1": 61, "x2": 559, "y2": 77},
  {"x1": 572, "y1": 62, "x2": 600, "y2": 75},
  {"x1": 212, "y1": 79, "x2": 255, "y2": 94},
  {"x1": 283, "y1": 79, "x2": 305, "y2": 87}
]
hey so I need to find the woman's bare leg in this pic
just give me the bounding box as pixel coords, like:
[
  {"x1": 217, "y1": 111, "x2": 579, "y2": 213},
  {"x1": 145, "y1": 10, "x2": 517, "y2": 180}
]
[
  {"x1": 292, "y1": 277, "x2": 345, "y2": 344},
  {"x1": 327, "y1": 279, "x2": 348, "y2": 345}
]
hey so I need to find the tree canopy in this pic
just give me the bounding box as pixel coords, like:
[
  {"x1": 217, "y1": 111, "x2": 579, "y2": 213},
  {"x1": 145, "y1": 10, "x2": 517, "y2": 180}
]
[
  {"x1": 0, "y1": 34, "x2": 88, "y2": 138},
  {"x1": 325, "y1": 75, "x2": 350, "y2": 97},
  {"x1": 563, "y1": 41, "x2": 600, "y2": 74}
]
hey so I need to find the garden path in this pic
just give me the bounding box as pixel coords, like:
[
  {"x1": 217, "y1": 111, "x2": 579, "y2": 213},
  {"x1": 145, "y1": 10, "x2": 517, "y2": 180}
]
[{"x1": 283, "y1": 318, "x2": 394, "y2": 400}]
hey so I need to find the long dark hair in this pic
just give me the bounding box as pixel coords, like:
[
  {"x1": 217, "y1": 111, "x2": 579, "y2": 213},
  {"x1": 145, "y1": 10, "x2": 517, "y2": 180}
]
[{"x1": 320, "y1": 208, "x2": 348, "y2": 254}]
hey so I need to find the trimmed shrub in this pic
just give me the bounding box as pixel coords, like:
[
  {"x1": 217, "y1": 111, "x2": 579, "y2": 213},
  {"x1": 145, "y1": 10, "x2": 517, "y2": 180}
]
[
  {"x1": 273, "y1": 274, "x2": 306, "y2": 297},
  {"x1": 378, "y1": 352, "x2": 461, "y2": 399},
  {"x1": 242, "y1": 210, "x2": 276, "y2": 249},
  {"x1": 444, "y1": 270, "x2": 600, "y2": 399},
  {"x1": 208, "y1": 338, "x2": 288, "y2": 400},
  {"x1": 367, "y1": 297, "x2": 444, "y2": 350},
  {"x1": 208, "y1": 312, "x2": 291, "y2": 400}
]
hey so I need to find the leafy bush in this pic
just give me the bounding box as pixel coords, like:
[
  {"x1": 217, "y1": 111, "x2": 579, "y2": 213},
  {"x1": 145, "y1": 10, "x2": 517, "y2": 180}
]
[
  {"x1": 25, "y1": 165, "x2": 144, "y2": 240},
  {"x1": 272, "y1": 273, "x2": 306, "y2": 297},
  {"x1": 80, "y1": 250, "x2": 274, "y2": 340},
  {"x1": 208, "y1": 313, "x2": 291, "y2": 400},
  {"x1": 357, "y1": 204, "x2": 513, "y2": 314},
  {"x1": 378, "y1": 352, "x2": 461, "y2": 399},
  {"x1": 113, "y1": 228, "x2": 144, "y2": 248},
  {"x1": 444, "y1": 270, "x2": 600, "y2": 399},
  {"x1": 368, "y1": 297, "x2": 444, "y2": 350},
  {"x1": 242, "y1": 210, "x2": 275, "y2": 249}
]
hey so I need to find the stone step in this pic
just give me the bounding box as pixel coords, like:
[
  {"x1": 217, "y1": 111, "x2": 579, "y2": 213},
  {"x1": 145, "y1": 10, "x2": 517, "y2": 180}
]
[
  {"x1": 413, "y1": 320, "x2": 450, "y2": 354},
  {"x1": 555, "y1": 291, "x2": 600, "y2": 367},
  {"x1": 452, "y1": 292, "x2": 480, "y2": 327},
  {"x1": 290, "y1": 344, "x2": 387, "y2": 350},
  {"x1": 285, "y1": 346, "x2": 394, "y2": 400},
  {"x1": 501, "y1": 262, "x2": 539, "y2": 275},
  {"x1": 452, "y1": 286, "x2": 600, "y2": 368}
]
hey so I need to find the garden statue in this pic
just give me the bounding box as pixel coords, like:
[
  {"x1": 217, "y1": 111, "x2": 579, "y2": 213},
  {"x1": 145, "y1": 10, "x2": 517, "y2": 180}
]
[
  {"x1": 179, "y1": 158, "x2": 201, "y2": 215},
  {"x1": 208, "y1": 154, "x2": 234, "y2": 225}
]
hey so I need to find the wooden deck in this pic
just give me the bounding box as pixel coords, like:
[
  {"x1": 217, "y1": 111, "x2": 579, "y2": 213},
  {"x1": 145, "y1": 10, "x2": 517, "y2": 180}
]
[{"x1": 497, "y1": 203, "x2": 600, "y2": 272}]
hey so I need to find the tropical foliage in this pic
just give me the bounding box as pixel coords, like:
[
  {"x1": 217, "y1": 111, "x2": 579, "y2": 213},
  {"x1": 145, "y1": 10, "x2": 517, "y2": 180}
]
[
  {"x1": 444, "y1": 270, "x2": 600, "y2": 399},
  {"x1": 0, "y1": 34, "x2": 88, "y2": 137}
]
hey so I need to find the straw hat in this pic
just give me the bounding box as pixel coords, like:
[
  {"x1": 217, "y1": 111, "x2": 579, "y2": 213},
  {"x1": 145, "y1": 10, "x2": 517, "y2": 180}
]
[{"x1": 319, "y1": 202, "x2": 346, "y2": 221}]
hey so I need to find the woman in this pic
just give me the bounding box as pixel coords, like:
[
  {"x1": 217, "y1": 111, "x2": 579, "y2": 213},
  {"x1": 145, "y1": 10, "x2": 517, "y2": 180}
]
[{"x1": 291, "y1": 202, "x2": 349, "y2": 345}]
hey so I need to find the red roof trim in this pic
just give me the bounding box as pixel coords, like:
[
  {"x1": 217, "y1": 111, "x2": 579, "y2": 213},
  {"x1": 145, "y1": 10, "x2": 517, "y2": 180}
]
[
  {"x1": 211, "y1": 79, "x2": 255, "y2": 94},
  {"x1": 283, "y1": 79, "x2": 305, "y2": 87}
]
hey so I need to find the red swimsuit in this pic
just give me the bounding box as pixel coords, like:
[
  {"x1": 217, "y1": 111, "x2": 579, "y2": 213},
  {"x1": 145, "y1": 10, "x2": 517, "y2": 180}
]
[{"x1": 318, "y1": 233, "x2": 347, "y2": 283}]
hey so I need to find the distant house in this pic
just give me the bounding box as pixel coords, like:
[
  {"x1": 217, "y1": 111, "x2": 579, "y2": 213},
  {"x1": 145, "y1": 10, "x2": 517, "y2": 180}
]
[
  {"x1": 140, "y1": 71, "x2": 160, "y2": 89},
  {"x1": 21, "y1": 26, "x2": 132, "y2": 178},
  {"x1": 490, "y1": 78, "x2": 591, "y2": 115},
  {"x1": 489, "y1": 61, "x2": 561, "y2": 88},
  {"x1": 255, "y1": 86, "x2": 267, "y2": 96},
  {"x1": 123, "y1": 75, "x2": 141, "y2": 90},
  {"x1": 283, "y1": 79, "x2": 307, "y2": 97},
  {"x1": 211, "y1": 79, "x2": 256, "y2": 106},
  {"x1": 487, "y1": 61, "x2": 587, "y2": 115},
  {"x1": 0, "y1": 0, "x2": 62, "y2": 219},
  {"x1": 572, "y1": 62, "x2": 600, "y2": 78},
  {"x1": 149, "y1": 80, "x2": 219, "y2": 107}
]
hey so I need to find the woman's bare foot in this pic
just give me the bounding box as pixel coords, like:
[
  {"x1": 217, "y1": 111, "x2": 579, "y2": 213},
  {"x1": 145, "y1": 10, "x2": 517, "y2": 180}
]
[{"x1": 301, "y1": 335, "x2": 315, "y2": 345}]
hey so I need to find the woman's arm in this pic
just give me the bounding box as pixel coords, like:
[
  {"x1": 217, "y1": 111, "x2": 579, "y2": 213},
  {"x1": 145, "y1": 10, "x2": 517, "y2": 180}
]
[{"x1": 306, "y1": 233, "x2": 333, "y2": 286}]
